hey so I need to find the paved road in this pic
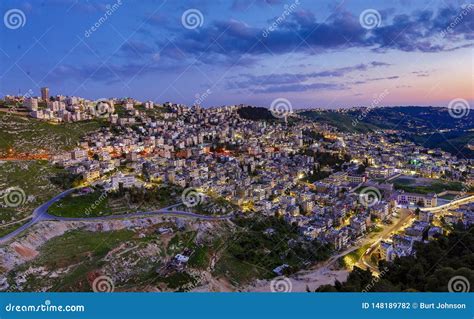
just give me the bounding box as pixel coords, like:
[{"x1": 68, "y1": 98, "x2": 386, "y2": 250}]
[
  {"x1": 0, "y1": 188, "x2": 231, "y2": 245},
  {"x1": 420, "y1": 195, "x2": 474, "y2": 212},
  {"x1": 355, "y1": 208, "x2": 415, "y2": 275}
]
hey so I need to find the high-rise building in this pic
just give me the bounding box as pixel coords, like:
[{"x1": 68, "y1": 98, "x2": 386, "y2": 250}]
[{"x1": 41, "y1": 87, "x2": 49, "y2": 101}]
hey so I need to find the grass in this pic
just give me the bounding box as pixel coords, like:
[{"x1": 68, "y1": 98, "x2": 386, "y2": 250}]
[
  {"x1": 0, "y1": 113, "x2": 104, "y2": 154},
  {"x1": 342, "y1": 244, "x2": 370, "y2": 269},
  {"x1": 166, "y1": 231, "x2": 197, "y2": 255},
  {"x1": 188, "y1": 245, "x2": 210, "y2": 269},
  {"x1": 193, "y1": 196, "x2": 237, "y2": 216},
  {"x1": 0, "y1": 218, "x2": 31, "y2": 237},
  {"x1": 5, "y1": 229, "x2": 136, "y2": 291},
  {"x1": 393, "y1": 177, "x2": 414, "y2": 185},
  {"x1": 391, "y1": 176, "x2": 465, "y2": 194},
  {"x1": 301, "y1": 111, "x2": 380, "y2": 133},
  {"x1": 154, "y1": 272, "x2": 197, "y2": 290},
  {"x1": 394, "y1": 181, "x2": 464, "y2": 194},
  {"x1": 0, "y1": 160, "x2": 68, "y2": 231},
  {"x1": 37, "y1": 230, "x2": 135, "y2": 269},
  {"x1": 47, "y1": 185, "x2": 180, "y2": 218},
  {"x1": 213, "y1": 253, "x2": 262, "y2": 284},
  {"x1": 48, "y1": 190, "x2": 110, "y2": 217},
  {"x1": 29, "y1": 229, "x2": 135, "y2": 291},
  {"x1": 7, "y1": 227, "x2": 208, "y2": 291},
  {"x1": 370, "y1": 225, "x2": 383, "y2": 233},
  {"x1": 439, "y1": 193, "x2": 458, "y2": 200},
  {"x1": 214, "y1": 216, "x2": 331, "y2": 282}
]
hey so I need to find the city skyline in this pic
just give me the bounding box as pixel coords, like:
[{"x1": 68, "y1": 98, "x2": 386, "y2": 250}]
[
  {"x1": 0, "y1": 0, "x2": 473, "y2": 298},
  {"x1": 1, "y1": 0, "x2": 473, "y2": 108}
]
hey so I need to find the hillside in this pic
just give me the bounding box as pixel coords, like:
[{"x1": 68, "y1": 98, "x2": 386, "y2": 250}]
[
  {"x1": 0, "y1": 113, "x2": 105, "y2": 157},
  {"x1": 237, "y1": 106, "x2": 275, "y2": 121},
  {"x1": 317, "y1": 226, "x2": 474, "y2": 292},
  {"x1": 301, "y1": 107, "x2": 474, "y2": 159}
]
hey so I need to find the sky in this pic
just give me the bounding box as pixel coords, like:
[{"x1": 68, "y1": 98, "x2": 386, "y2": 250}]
[{"x1": 0, "y1": 0, "x2": 473, "y2": 109}]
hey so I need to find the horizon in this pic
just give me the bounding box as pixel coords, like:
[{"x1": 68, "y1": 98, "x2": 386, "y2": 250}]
[{"x1": 1, "y1": 0, "x2": 473, "y2": 109}]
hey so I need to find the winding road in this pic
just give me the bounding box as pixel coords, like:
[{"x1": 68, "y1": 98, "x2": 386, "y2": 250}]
[{"x1": 0, "y1": 188, "x2": 232, "y2": 245}]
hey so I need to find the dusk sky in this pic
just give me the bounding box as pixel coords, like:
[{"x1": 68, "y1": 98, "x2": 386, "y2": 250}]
[{"x1": 0, "y1": 0, "x2": 473, "y2": 108}]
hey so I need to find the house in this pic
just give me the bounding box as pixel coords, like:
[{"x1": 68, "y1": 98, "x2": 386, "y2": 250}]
[
  {"x1": 397, "y1": 192, "x2": 437, "y2": 207},
  {"x1": 273, "y1": 264, "x2": 289, "y2": 276}
]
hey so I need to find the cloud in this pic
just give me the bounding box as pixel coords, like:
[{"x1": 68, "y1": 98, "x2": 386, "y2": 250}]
[
  {"x1": 253, "y1": 82, "x2": 345, "y2": 93},
  {"x1": 119, "y1": 40, "x2": 155, "y2": 57},
  {"x1": 232, "y1": 0, "x2": 282, "y2": 11},
  {"x1": 45, "y1": 59, "x2": 180, "y2": 85},
  {"x1": 227, "y1": 61, "x2": 391, "y2": 92},
  {"x1": 157, "y1": 4, "x2": 473, "y2": 66},
  {"x1": 145, "y1": 13, "x2": 169, "y2": 26},
  {"x1": 412, "y1": 71, "x2": 430, "y2": 77}
]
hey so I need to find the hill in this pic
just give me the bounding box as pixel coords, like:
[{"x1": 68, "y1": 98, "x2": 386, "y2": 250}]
[
  {"x1": 237, "y1": 106, "x2": 275, "y2": 121},
  {"x1": 0, "y1": 113, "x2": 105, "y2": 157},
  {"x1": 301, "y1": 107, "x2": 474, "y2": 158},
  {"x1": 317, "y1": 225, "x2": 474, "y2": 292}
]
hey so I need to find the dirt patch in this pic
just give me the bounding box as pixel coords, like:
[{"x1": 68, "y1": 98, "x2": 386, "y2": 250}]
[{"x1": 12, "y1": 243, "x2": 38, "y2": 259}]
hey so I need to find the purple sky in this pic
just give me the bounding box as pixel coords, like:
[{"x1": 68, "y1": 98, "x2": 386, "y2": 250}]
[{"x1": 0, "y1": 0, "x2": 473, "y2": 108}]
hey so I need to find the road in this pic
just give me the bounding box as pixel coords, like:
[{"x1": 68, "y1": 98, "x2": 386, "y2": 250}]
[
  {"x1": 420, "y1": 195, "x2": 474, "y2": 212},
  {"x1": 355, "y1": 195, "x2": 474, "y2": 274},
  {"x1": 305, "y1": 208, "x2": 415, "y2": 277},
  {"x1": 355, "y1": 208, "x2": 415, "y2": 275},
  {"x1": 0, "y1": 188, "x2": 232, "y2": 245}
]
